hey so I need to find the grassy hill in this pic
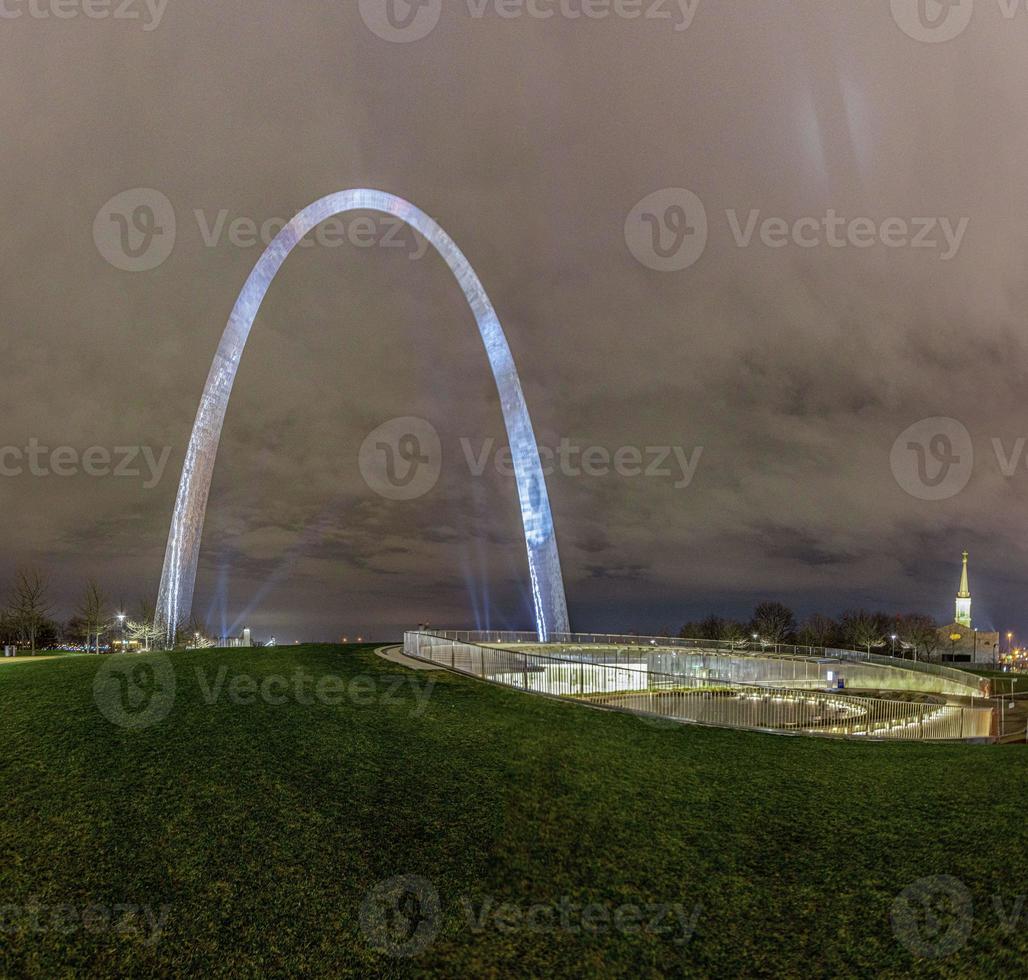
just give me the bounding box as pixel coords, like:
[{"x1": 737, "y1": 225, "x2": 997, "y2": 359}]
[{"x1": 1, "y1": 645, "x2": 1025, "y2": 977}]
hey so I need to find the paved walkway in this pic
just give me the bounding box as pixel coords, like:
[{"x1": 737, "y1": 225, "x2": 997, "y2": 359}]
[{"x1": 374, "y1": 645, "x2": 442, "y2": 671}]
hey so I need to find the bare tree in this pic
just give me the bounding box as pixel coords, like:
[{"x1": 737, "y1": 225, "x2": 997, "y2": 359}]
[
  {"x1": 900, "y1": 614, "x2": 940, "y2": 663},
  {"x1": 0, "y1": 611, "x2": 16, "y2": 645},
  {"x1": 840, "y1": 610, "x2": 886, "y2": 655},
  {"x1": 751, "y1": 601, "x2": 797, "y2": 647},
  {"x1": 8, "y1": 568, "x2": 53, "y2": 655},
  {"x1": 125, "y1": 617, "x2": 165, "y2": 653},
  {"x1": 798, "y1": 613, "x2": 838, "y2": 650},
  {"x1": 124, "y1": 595, "x2": 164, "y2": 652},
  {"x1": 78, "y1": 580, "x2": 110, "y2": 655},
  {"x1": 187, "y1": 623, "x2": 216, "y2": 650},
  {"x1": 698, "y1": 615, "x2": 726, "y2": 641},
  {"x1": 720, "y1": 620, "x2": 748, "y2": 650}
]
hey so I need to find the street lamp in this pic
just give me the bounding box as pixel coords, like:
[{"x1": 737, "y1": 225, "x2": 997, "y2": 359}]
[
  {"x1": 890, "y1": 633, "x2": 897, "y2": 656},
  {"x1": 1008, "y1": 631, "x2": 1014, "y2": 656},
  {"x1": 949, "y1": 632, "x2": 962, "y2": 661},
  {"x1": 117, "y1": 613, "x2": 125, "y2": 652}
]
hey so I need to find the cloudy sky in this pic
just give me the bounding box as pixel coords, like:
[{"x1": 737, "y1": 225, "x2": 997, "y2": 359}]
[{"x1": 2, "y1": 0, "x2": 1027, "y2": 641}]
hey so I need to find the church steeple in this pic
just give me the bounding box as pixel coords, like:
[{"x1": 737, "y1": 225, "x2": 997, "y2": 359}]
[{"x1": 955, "y1": 551, "x2": 972, "y2": 628}]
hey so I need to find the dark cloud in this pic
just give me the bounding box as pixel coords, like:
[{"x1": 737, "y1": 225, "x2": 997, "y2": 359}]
[{"x1": 1, "y1": 2, "x2": 1026, "y2": 640}]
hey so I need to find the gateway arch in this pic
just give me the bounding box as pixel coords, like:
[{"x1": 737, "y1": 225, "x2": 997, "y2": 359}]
[{"x1": 156, "y1": 190, "x2": 570, "y2": 646}]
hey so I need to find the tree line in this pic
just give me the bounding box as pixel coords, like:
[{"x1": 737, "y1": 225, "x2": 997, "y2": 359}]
[
  {"x1": 1, "y1": 567, "x2": 201, "y2": 654},
  {"x1": 669, "y1": 601, "x2": 944, "y2": 660}
]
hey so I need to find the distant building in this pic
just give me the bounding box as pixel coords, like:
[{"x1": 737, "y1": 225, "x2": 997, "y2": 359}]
[
  {"x1": 938, "y1": 552, "x2": 998, "y2": 663},
  {"x1": 224, "y1": 628, "x2": 252, "y2": 649}
]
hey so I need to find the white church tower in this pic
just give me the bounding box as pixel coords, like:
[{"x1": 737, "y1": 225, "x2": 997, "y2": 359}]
[{"x1": 955, "y1": 550, "x2": 972, "y2": 629}]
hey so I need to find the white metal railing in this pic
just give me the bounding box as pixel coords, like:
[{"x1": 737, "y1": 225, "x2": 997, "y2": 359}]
[
  {"x1": 404, "y1": 632, "x2": 993, "y2": 742},
  {"x1": 420, "y1": 630, "x2": 987, "y2": 697}
]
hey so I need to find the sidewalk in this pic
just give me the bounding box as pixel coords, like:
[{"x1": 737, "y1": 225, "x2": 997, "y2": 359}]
[{"x1": 374, "y1": 645, "x2": 442, "y2": 671}]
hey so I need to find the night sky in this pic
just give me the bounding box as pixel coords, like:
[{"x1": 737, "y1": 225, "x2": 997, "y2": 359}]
[{"x1": 2, "y1": 1, "x2": 1027, "y2": 641}]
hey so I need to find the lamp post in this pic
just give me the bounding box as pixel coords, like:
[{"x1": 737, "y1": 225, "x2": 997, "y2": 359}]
[
  {"x1": 973, "y1": 628, "x2": 978, "y2": 663},
  {"x1": 1008, "y1": 631, "x2": 1014, "y2": 656},
  {"x1": 117, "y1": 612, "x2": 125, "y2": 652},
  {"x1": 890, "y1": 633, "x2": 898, "y2": 656}
]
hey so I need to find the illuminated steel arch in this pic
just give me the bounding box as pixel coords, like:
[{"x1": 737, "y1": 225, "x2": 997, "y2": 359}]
[{"x1": 156, "y1": 190, "x2": 570, "y2": 644}]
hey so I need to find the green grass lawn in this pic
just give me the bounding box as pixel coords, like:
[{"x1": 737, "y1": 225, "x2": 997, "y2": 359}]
[
  {"x1": 1, "y1": 645, "x2": 1026, "y2": 977},
  {"x1": 956, "y1": 667, "x2": 1028, "y2": 694}
]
